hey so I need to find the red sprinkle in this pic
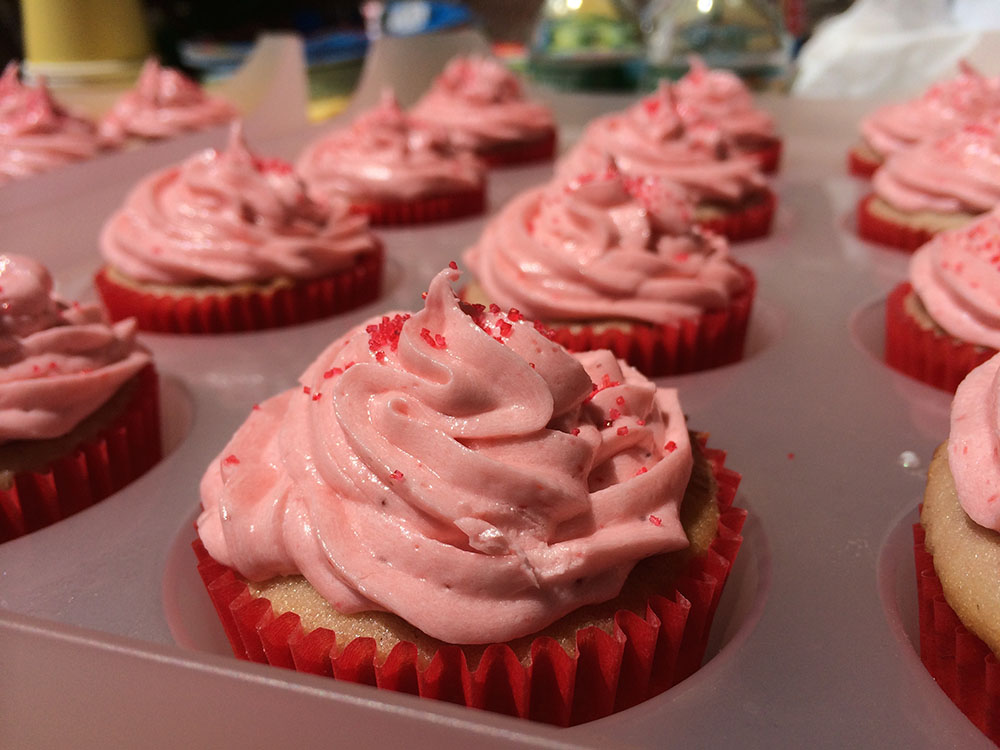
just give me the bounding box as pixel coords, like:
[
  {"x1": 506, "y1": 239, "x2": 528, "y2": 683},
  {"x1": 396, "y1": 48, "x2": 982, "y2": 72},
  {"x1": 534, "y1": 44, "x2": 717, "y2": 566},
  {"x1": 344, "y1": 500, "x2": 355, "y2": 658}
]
[
  {"x1": 421, "y1": 292, "x2": 428, "y2": 299},
  {"x1": 665, "y1": 441, "x2": 677, "y2": 453},
  {"x1": 609, "y1": 408, "x2": 621, "y2": 421},
  {"x1": 223, "y1": 454, "x2": 240, "y2": 466},
  {"x1": 637, "y1": 419, "x2": 646, "y2": 426},
  {"x1": 435, "y1": 333, "x2": 447, "y2": 349},
  {"x1": 498, "y1": 320, "x2": 513, "y2": 337},
  {"x1": 649, "y1": 514, "x2": 662, "y2": 527},
  {"x1": 571, "y1": 428, "x2": 581, "y2": 436},
  {"x1": 367, "y1": 313, "x2": 411, "y2": 353},
  {"x1": 635, "y1": 467, "x2": 648, "y2": 476},
  {"x1": 617, "y1": 426, "x2": 629, "y2": 436},
  {"x1": 302, "y1": 386, "x2": 311, "y2": 395},
  {"x1": 616, "y1": 396, "x2": 625, "y2": 406},
  {"x1": 448, "y1": 260, "x2": 458, "y2": 270},
  {"x1": 375, "y1": 351, "x2": 386, "y2": 363},
  {"x1": 390, "y1": 469, "x2": 404, "y2": 481},
  {"x1": 489, "y1": 303, "x2": 501, "y2": 314},
  {"x1": 312, "y1": 392, "x2": 322, "y2": 401},
  {"x1": 507, "y1": 308, "x2": 523, "y2": 322},
  {"x1": 252, "y1": 404, "x2": 261, "y2": 411},
  {"x1": 324, "y1": 367, "x2": 343, "y2": 379},
  {"x1": 529, "y1": 362, "x2": 536, "y2": 369}
]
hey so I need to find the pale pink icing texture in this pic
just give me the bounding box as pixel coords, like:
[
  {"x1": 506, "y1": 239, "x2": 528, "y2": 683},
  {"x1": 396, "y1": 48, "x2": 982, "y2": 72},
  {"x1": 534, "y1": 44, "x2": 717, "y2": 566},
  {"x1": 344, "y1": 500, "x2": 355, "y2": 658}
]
[
  {"x1": 558, "y1": 82, "x2": 766, "y2": 205},
  {"x1": 99, "y1": 58, "x2": 237, "y2": 145},
  {"x1": 910, "y1": 207, "x2": 1000, "y2": 350},
  {"x1": 465, "y1": 163, "x2": 746, "y2": 324},
  {"x1": 861, "y1": 61, "x2": 1000, "y2": 161},
  {"x1": 674, "y1": 59, "x2": 776, "y2": 146},
  {"x1": 101, "y1": 123, "x2": 379, "y2": 285},
  {"x1": 0, "y1": 254, "x2": 150, "y2": 443},
  {"x1": 197, "y1": 268, "x2": 693, "y2": 644},
  {"x1": 0, "y1": 62, "x2": 106, "y2": 185},
  {"x1": 410, "y1": 56, "x2": 555, "y2": 152},
  {"x1": 296, "y1": 90, "x2": 485, "y2": 204},
  {"x1": 873, "y1": 119, "x2": 1000, "y2": 215}
]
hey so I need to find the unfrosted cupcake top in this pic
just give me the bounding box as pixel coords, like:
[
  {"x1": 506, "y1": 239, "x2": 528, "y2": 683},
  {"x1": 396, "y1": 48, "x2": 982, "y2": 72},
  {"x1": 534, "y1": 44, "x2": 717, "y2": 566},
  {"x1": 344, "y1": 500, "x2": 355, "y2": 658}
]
[
  {"x1": 99, "y1": 58, "x2": 237, "y2": 144},
  {"x1": 910, "y1": 207, "x2": 1000, "y2": 350},
  {"x1": 0, "y1": 63, "x2": 106, "y2": 185},
  {"x1": 410, "y1": 55, "x2": 555, "y2": 151},
  {"x1": 872, "y1": 118, "x2": 1000, "y2": 215},
  {"x1": 296, "y1": 90, "x2": 485, "y2": 203},
  {"x1": 101, "y1": 123, "x2": 379, "y2": 285},
  {"x1": 198, "y1": 268, "x2": 693, "y2": 644},
  {"x1": 674, "y1": 58, "x2": 776, "y2": 144},
  {"x1": 465, "y1": 163, "x2": 747, "y2": 324},
  {"x1": 0, "y1": 254, "x2": 150, "y2": 443},
  {"x1": 558, "y1": 82, "x2": 766, "y2": 205},
  {"x1": 861, "y1": 61, "x2": 1000, "y2": 161}
]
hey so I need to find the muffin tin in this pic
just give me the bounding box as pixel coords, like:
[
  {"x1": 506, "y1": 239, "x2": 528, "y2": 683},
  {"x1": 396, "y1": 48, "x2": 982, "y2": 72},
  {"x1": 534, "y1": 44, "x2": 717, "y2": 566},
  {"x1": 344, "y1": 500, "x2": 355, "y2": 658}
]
[{"x1": 1, "y1": 81, "x2": 993, "y2": 748}]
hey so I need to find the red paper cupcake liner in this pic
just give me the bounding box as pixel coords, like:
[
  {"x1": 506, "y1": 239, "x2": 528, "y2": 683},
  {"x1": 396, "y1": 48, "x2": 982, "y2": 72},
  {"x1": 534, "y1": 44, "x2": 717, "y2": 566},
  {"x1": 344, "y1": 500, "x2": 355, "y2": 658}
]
[
  {"x1": 477, "y1": 129, "x2": 558, "y2": 168},
  {"x1": 193, "y1": 436, "x2": 745, "y2": 727},
  {"x1": 696, "y1": 189, "x2": 776, "y2": 242},
  {"x1": 884, "y1": 282, "x2": 995, "y2": 392},
  {"x1": 95, "y1": 249, "x2": 383, "y2": 335},
  {"x1": 847, "y1": 148, "x2": 881, "y2": 179},
  {"x1": 350, "y1": 187, "x2": 486, "y2": 226},
  {"x1": 856, "y1": 193, "x2": 942, "y2": 252},
  {"x1": 913, "y1": 521, "x2": 1000, "y2": 745},
  {"x1": 0, "y1": 364, "x2": 161, "y2": 543},
  {"x1": 741, "y1": 139, "x2": 782, "y2": 175},
  {"x1": 543, "y1": 264, "x2": 756, "y2": 377}
]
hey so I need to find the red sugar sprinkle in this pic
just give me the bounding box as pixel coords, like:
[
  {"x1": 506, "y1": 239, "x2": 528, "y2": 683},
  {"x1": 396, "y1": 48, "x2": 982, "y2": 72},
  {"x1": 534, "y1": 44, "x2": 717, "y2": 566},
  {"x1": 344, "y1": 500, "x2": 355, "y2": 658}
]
[
  {"x1": 223, "y1": 454, "x2": 240, "y2": 466},
  {"x1": 344, "y1": 361, "x2": 355, "y2": 370},
  {"x1": 421, "y1": 292, "x2": 428, "y2": 299},
  {"x1": 324, "y1": 367, "x2": 343, "y2": 379},
  {"x1": 390, "y1": 470, "x2": 404, "y2": 481},
  {"x1": 31, "y1": 364, "x2": 40, "y2": 374},
  {"x1": 609, "y1": 408, "x2": 621, "y2": 421},
  {"x1": 498, "y1": 320, "x2": 513, "y2": 337},
  {"x1": 635, "y1": 467, "x2": 648, "y2": 476},
  {"x1": 435, "y1": 333, "x2": 447, "y2": 348},
  {"x1": 571, "y1": 428, "x2": 581, "y2": 436},
  {"x1": 312, "y1": 392, "x2": 322, "y2": 401},
  {"x1": 649, "y1": 514, "x2": 662, "y2": 527},
  {"x1": 616, "y1": 396, "x2": 625, "y2": 406},
  {"x1": 637, "y1": 419, "x2": 646, "y2": 426},
  {"x1": 48, "y1": 361, "x2": 57, "y2": 369},
  {"x1": 448, "y1": 260, "x2": 458, "y2": 270},
  {"x1": 302, "y1": 386, "x2": 311, "y2": 395},
  {"x1": 375, "y1": 351, "x2": 386, "y2": 363},
  {"x1": 617, "y1": 426, "x2": 629, "y2": 436},
  {"x1": 529, "y1": 362, "x2": 536, "y2": 369},
  {"x1": 507, "y1": 308, "x2": 523, "y2": 322},
  {"x1": 367, "y1": 314, "x2": 411, "y2": 353},
  {"x1": 665, "y1": 441, "x2": 677, "y2": 453},
  {"x1": 252, "y1": 404, "x2": 261, "y2": 411},
  {"x1": 489, "y1": 303, "x2": 501, "y2": 314}
]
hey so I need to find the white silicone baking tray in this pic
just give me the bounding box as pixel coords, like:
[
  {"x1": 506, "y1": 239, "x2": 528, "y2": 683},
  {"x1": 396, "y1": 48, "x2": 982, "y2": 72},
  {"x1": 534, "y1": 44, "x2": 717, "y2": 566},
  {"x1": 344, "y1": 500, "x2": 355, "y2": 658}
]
[{"x1": 0, "y1": 56, "x2": 992, "y2": 748}]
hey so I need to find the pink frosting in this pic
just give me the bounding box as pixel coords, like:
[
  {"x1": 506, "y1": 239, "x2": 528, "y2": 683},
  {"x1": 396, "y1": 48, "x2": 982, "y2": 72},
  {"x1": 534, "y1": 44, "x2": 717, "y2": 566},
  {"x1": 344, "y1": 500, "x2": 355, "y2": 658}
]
[
  {"x1": 949, "y1": 352, "x2": 1000, "y2": 530},
  {"x1": 99, "y1": 58, "x2": 236, "y2": 145},
  {"x1": 559, "y1": 82, "x2": 767, "y2": 205},
  {"x1": 674, "y1": 59, "x2": 776, "y2": 146},
  {"x1": 872, "y1": 118, "x2": 1000, "y2": 215},
  {"x1": 410, "y1": 56, "x2": 555, "y2": 151},
  {"x1": 101, "y1": 123, "x2": 379, "y2": 285},
  {"x1": 296, "y1": 91, "x2": 485, "y2": 204},
  {"x1": 0, "y1": 63, "x2": 106, "y2": 185},
  {"x1": 465, "y1": 163, "x2": 747, "y2": 324},
  {"x1": 197, "y1": 268, "x2": 693, "y2": 644},
  {"x1": 0, "y1": 254, "x2": 150, "y2": 443},
  {"x1": 910, "y1": 207, "x2": 1000, "y2": 350},
  {"x1": 861, "y1": 61, "x2": 1000, "y2": 160}
]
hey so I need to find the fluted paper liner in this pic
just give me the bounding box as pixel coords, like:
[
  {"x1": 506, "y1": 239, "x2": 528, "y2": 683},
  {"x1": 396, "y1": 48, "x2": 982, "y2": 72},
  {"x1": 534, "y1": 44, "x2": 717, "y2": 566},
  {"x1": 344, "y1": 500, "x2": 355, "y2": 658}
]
[
  {"x1": 193, "y1": 437, "x2": 745, "y2": 726},
  {"x1": 477, "y1": 129, "x2": 557, "y2": 168},
  {"x1": 0, "y1": 364, "x2": 161, "y2": 543},
  {"x1": 847, "y1": 148, "x2": 880, "y2": 179},
  {"x1": 914, "y1": 520, "x2": 1000, "y2": 745},
  {"x1": 745, "y1": 139, "x2": 782, "y2": 175},
  {"x1": 696, "y1": 189, "x2": 775, "y2": 242},
  {"x1": 349, "y1": 187, "x2": 486, "y2": 226},
  {"x1": 95, "y1": 248, "x2": 383, "y2": 334},
  {"x1": 856, "y1": 194, "x2": 939, "y2": 252}
]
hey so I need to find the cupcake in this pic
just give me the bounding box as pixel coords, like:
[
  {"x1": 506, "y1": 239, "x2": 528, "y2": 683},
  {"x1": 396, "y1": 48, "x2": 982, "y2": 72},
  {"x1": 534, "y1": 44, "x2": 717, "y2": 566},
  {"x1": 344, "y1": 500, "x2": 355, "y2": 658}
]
[
  {"x1": 297, "y1": 91, "x2": 487, "y2": 225},
  {"x1": 0, "y1": 62, "x2": 109, "y2": 185},
  {"x1": 848, "y1": 61, "x2": 1000, "y2": 179},
  {"x1": 674, "y1": 56, "x2": 782, "y2": 174},
  {"x1": 463, "y1": 162, "x2": 755, "y2": 376},
  {"x1": 410, "y1": 55, "x2": 557, "y2": 167},
  {"x1": 194, "y1": 268, "x2": 745, "y2": 726},
  {"x1": 916, "y1": 351, "x2": 1000, "y2": 745},
  {"x1": 559, "y1": 82, "x2": 774, "y2": 242},
  {"x1": 0, "y1": 254, "x2": 161, "y2": 543},
  {"x1": 885, "y1": 208, "x2": 1000, "y2": 391},
  {"x1": 857, "y1": 118, "x2": 1000, "y2": 252},
  {"x1": 98, "y1": 58, "x2": 237, "y2": 147},
  {"x1": 95, "y1": 124, "x2": 383, "y2": 334}
]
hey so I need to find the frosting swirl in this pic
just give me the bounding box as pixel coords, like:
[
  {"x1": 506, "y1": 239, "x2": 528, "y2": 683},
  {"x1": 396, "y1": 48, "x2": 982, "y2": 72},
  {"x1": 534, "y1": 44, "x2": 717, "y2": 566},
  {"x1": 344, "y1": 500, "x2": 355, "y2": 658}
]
[
  {"x1": 411, "y1": 56, "x2": 555, "y2": 151},
  {"x1": 910, "y1": 207, "x2": 1000, "y2": 350},
  {"x1": 99, "y1": 58, "x2": 236, "y2": 144},
  {"x1": 0, "y1": 254, "x2": 150, "y2": 443},
  {"x1": 0, "y1": 63, "x2": 106, "y2": 185},
  {"x1": 872, "y1": 118, "x2": 1000, "y2": 215},
  {"x1": 296, "y1": 90, "x2": 485, "y2": 203},
  {"x1": 198, "y1": 269, "x2": 693, "y2": 644},
  {"x1": 558, "y1": 82, "x2": 766, "y2": 204},
  {"x1": 465, "y1": 164, "x2": 747, "y2": 324},
  {"x1": 949, "y1": 352, "x2": 1000, "y2": 530},
  {"x1": 101, "y1": 123, "x2": 379, "y2": 285},
  {"x1": 674, "y1": 57, "x2": 776, "y2": 146}
]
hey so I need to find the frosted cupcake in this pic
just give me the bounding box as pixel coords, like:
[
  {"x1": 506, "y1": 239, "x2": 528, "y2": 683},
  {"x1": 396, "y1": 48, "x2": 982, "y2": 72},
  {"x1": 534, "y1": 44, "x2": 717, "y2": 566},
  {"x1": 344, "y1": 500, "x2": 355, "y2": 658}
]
[
  {"x1": 96, "y1": 124, "x2": 383, "y2": 334},
  {"x1": 0, "y1": 254, "x2": 160, "y2": 542},
  {"x1": 297, "y1": 91, "x2": 487, "y2": 225},
  {"x1": 410, "y1": 55, "x2": 557, "y2": 167},
  {"x1": 559, "y1": 82, "x2": 774, "y2": 241},
  {"x1": 99, "y1": 58, "x2": 237, "y2": 146},
  {"x1": 194, "y1": 267, "x2": 745, "y2": 725},
  {"x1": 463, "y1": 163, "x2": 755, "y2": 375}
]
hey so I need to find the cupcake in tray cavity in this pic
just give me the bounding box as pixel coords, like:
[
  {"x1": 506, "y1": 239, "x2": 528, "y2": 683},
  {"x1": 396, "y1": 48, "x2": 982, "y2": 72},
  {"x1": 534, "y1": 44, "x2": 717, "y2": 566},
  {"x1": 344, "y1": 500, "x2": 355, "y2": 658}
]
[
  {"x1": 0, "y1": 255, "x2": 161, "y2": 543},
  {"x1": 98, "y1": 58, "x2": 237, "y2": 147},
  {"x1": 410, "y1": 55, "x2": 557, "y2": 168},
  {"x1": 194, "y1": 267, "x2": 745, "y2": 726},
  {"x1": 857, "y1": 118, "x2": 1000, "y2": 252},
  {"x1": 96, "y1": 123, "x2": 383, "y2": 334},
  {"x1": 296, "y1": 91, "x2": 487, "y2": 225},
  {"x1": 0, "y1": 63, "x2": 110, "y2": 185},
  {"x1": 885, "y1": 208, "x2": 1000, "y2": 391},
  {"x1": 848, "y1": 61, "x2": 1000, "y2": 179},
  {"x1": 463, "y1": 162, "x2": 755, "y2": 376},
  {"x1": 916, "y1": 351, "x2": 1000, "y2": 745},
  {"x1": 558, "y1": 81, "x2": 774, "y2": 242}
]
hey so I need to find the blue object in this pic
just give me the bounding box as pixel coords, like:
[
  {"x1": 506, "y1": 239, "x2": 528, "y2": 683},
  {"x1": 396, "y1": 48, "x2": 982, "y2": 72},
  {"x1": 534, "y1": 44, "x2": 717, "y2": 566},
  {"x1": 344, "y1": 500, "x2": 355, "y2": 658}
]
[{"x1": 383, "y1": 2, "x2": 476, "y2": 37}]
